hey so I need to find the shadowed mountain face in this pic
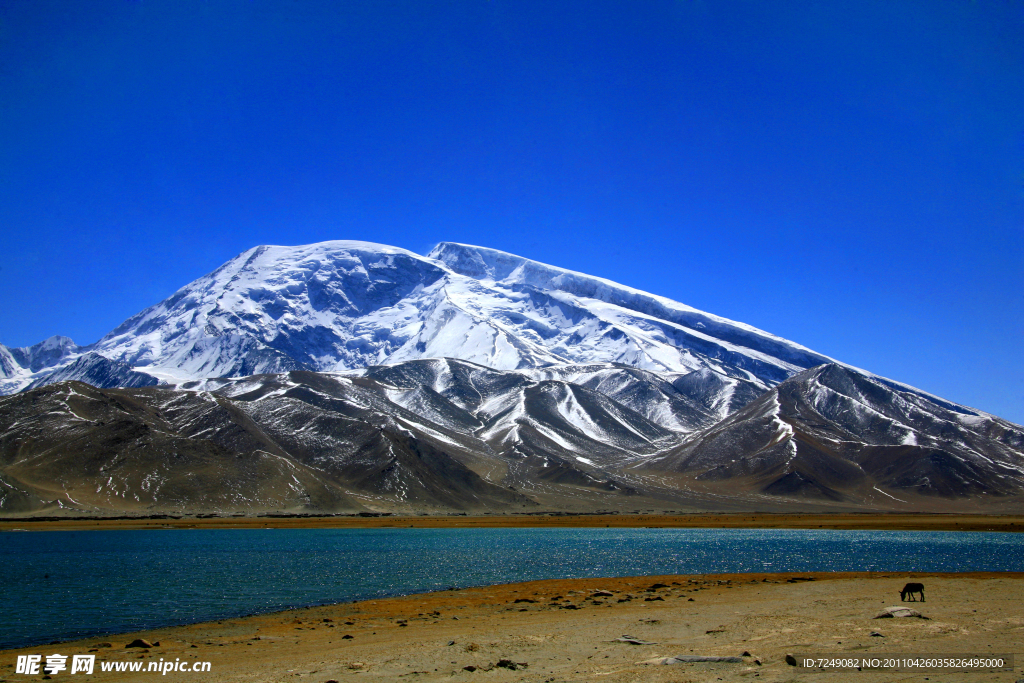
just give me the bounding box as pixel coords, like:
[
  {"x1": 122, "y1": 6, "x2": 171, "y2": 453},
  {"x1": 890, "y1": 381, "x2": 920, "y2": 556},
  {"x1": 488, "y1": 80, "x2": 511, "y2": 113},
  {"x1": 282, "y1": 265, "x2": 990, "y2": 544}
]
[
  {"x1": 641, "y1": 365, "x2": 1024, "y2": 504},
  {"x1": 25, "y1": 353, "x2": 158, "y2": 391}
]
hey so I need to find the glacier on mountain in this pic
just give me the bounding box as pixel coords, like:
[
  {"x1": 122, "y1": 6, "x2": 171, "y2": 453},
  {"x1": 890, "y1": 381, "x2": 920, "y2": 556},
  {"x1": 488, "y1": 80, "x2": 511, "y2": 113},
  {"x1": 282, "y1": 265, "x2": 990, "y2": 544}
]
[{"x1": 0, "y1": 240, "x2": 838, "y2": 401}]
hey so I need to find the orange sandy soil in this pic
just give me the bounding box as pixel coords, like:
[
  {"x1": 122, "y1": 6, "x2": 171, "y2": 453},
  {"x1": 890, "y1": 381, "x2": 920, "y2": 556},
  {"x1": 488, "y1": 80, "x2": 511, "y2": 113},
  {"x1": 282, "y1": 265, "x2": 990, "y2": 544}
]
[
  {"x1": 1, "y1": 513, "x2": 1023, "y2": 532},
  {"x1": 2, "y1": 572, "x2": 1022, "y2": 683}
]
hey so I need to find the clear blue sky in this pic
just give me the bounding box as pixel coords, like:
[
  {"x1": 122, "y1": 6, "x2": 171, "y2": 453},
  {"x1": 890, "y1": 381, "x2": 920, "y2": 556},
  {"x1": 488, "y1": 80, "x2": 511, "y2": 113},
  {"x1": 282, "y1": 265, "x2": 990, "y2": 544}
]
[{"x1": 1, "y1": 1, "x2": 1021, "y2": 423}]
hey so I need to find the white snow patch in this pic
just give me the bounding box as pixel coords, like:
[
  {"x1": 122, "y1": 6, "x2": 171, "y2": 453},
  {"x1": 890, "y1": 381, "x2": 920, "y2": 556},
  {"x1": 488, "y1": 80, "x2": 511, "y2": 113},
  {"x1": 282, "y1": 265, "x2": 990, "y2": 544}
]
[{"x1": 873, "y1": 486, "x2": 908, "y2": 503}]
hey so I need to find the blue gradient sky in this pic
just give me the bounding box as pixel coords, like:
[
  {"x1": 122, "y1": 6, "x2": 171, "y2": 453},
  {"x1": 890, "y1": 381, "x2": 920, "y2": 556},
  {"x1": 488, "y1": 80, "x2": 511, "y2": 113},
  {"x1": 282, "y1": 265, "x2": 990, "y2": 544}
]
[{"x1": 1, "y1": 1, "x2": 1021, "y2": 422}]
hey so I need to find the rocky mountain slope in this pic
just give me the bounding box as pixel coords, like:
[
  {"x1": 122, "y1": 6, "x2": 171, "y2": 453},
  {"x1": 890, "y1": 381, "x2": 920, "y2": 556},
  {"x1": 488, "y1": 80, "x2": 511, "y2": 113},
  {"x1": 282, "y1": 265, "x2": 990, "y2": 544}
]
[
  {"x1": 639, "y1": 364, "x2": 1024, "y2": 506},
  {"x1": 0, "y1": 375, "x2": 531, "y2": 514},
  {"x1": 2, "y1": 361, "x2": 1021, "y2": 515}
]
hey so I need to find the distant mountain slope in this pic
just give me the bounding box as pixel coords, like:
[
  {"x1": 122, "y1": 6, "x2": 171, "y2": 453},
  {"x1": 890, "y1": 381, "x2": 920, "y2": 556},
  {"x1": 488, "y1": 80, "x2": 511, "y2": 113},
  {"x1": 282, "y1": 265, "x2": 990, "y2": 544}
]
[{"x1": 641, "y1": 364, "x2": 1024, "y2": 503}]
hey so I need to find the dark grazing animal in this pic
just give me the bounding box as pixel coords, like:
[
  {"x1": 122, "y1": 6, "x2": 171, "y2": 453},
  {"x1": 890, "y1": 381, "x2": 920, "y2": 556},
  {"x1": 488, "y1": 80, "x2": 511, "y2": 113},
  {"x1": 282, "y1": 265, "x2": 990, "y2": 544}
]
[{"x1": 900, "y1": 583, "x2": 924, "y2": 602}]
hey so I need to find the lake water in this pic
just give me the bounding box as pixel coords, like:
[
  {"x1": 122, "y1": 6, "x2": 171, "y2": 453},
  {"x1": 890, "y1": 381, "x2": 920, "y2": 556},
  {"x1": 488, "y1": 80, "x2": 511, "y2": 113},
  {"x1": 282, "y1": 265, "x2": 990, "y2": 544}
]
[{"x1": 2, "y1": 527, "x2": 1022, "y2": 651}]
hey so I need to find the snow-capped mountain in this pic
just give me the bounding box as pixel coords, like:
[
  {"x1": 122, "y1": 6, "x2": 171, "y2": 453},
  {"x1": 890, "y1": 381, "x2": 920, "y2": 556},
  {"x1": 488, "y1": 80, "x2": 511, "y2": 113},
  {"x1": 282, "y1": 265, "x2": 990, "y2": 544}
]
[
  {"x1": 1, "y1": 240, "x2": 836, "y2": 400},
  {"x1": 0, "y1": 336, "x2": 82, "y2": 394},
  {"x1": 2, "y1": 240, "x2": 1021, "y2": 515}
]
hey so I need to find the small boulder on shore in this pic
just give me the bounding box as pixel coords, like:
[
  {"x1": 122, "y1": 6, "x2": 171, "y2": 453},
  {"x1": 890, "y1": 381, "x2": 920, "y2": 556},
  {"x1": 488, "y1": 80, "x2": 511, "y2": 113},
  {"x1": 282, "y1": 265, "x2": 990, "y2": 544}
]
[
  {"x1": 874, "y1": 606, "x2": 928, "y2": 619},
  {"x1": 642, "y1": 655, "x2": 744, "y2": 665}
]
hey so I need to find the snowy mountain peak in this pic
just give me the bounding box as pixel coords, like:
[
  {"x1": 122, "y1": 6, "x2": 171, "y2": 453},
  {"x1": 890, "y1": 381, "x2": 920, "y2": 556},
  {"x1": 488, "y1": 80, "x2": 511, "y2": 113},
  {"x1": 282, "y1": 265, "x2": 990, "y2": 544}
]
[
  {"x1": 3, "y1": 240, "x2": 852, "y2": 404},
  {"x1": 0, "y1": 335, "x2": 82, "y2": 390},
  {"x1": 19, "y1": 335, "x2": 80, "y2": 370},
  {"x1": 90, "y1": 241, "x2": 452, "y2": 379}
]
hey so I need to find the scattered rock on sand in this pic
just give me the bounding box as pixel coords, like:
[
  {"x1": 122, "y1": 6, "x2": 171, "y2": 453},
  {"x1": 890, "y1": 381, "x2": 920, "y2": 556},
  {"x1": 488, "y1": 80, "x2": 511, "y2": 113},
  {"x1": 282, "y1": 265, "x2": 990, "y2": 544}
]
[
  {"x1": 615, "y1": 635, "x2": 657, "y2": 645},
  {"x1": 642, "y1": 655, "x2": 744, "y2": 664},
  {"x1": 874, "y1": 606, "x2": 928, "y2": 619},
  {"x1": 125, "y1": 639, "x2": 153, "y2": 648},
  {"x1": 870, "y1": 631, "x2": 885, "y2": 637},
  {"x1": 785, "y1": 653, "x2": 797, "y2": 665},
  {"x1": 495, "y1": 659, "x2": 526, "y2": 670}
]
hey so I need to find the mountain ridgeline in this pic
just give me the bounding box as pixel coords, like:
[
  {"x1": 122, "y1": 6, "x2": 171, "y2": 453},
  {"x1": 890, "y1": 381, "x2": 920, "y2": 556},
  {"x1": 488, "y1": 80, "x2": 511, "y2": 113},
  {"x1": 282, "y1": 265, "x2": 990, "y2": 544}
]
[{"x1": 1, "y1": 241, "x2": 1021, "y2": 515}]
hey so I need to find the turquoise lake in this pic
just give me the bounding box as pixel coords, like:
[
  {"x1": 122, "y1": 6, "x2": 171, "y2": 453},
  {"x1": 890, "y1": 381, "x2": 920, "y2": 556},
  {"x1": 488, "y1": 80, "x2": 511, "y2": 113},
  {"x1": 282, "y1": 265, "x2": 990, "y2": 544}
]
[{"x1": 2, "y1": 527, "x2": 1022, "y2": 651}]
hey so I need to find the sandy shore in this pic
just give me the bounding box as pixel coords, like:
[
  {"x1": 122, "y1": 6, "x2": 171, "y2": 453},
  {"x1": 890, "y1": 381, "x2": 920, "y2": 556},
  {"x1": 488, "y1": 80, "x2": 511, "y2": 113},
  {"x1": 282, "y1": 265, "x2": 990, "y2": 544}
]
[
  {"x1": 2, "y1": 572, "x2": 1021, "y2": 682},
  {"x1": 2, "y1": 512, "x2": 1023, "y2": 532}
]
